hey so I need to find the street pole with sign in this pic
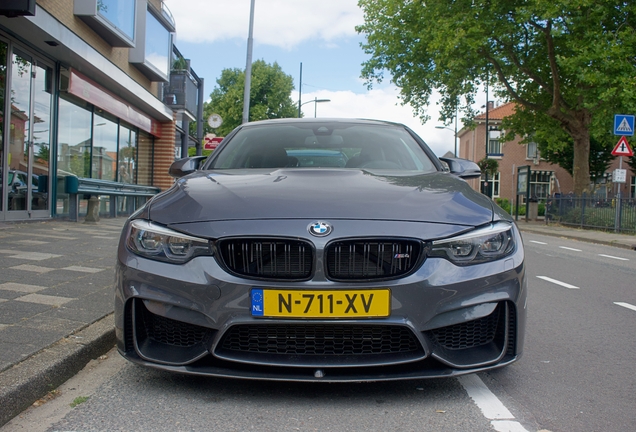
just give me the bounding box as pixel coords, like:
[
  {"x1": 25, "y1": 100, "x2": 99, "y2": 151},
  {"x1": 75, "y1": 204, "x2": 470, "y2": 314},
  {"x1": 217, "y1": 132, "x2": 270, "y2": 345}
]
[{"x1": 612, "y1": 114, "x2": 635, "y2": 232}]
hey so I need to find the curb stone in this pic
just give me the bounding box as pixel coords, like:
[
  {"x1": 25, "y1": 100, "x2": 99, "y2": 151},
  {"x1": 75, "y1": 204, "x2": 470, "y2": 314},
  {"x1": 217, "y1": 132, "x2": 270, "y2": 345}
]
[{"x1": 0, "y1": 314, "x2": 115, "y2": 428}]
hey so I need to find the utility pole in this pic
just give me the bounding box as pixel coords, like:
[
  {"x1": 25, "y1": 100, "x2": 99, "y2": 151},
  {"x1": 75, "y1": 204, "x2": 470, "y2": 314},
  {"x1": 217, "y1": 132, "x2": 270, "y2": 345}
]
[
  {"x1": 484, "y1": 72, "x2": 491, "y2": 198},
  {"x1": 242, "y1": 0, "x2": 255, "y2": 124},
  {"x1": 298, "y1": 62, "x2": 302, "y2": 118}
]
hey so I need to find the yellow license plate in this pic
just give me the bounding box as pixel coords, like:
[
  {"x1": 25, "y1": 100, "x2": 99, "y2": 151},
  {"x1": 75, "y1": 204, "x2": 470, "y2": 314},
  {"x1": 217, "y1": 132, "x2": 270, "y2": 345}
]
[{"x1": 251, "y1": 289, "x2": 391, "y2": 318}]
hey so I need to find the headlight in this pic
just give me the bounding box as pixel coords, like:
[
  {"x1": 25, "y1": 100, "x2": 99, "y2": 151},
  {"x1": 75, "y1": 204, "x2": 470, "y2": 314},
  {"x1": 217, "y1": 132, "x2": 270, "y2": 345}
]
[
  {"x1": 429, "y1": 222, "x2": 515, "y2": 265},
  {"x1": 126, "y1": 220, "x2": 213, "y2": 264}
]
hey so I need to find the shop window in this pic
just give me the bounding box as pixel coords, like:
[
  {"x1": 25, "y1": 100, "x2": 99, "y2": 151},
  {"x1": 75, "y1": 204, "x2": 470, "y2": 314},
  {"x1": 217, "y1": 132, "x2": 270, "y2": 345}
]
[
  {"x1": 92, "y1": 112, "x2": 118, "y2": 181},
  {"x1": 137, "y1": 131, "x2": 154, "y2": 186},
  {"x1": 55, "y1": 95, "x2": 153, "y2": 217},
  {"x1": 118, "y1": 125, "x2": 137, "y2": 184},
  {"x1": 74, "y1": 0, "x2": 136, "y2": 47},
  {"x1": 58, "y1": 95, "x2": 92, "y2": 179},
  {"x1": 0, "y1": 40, "x2": 6, "y2": 212}
]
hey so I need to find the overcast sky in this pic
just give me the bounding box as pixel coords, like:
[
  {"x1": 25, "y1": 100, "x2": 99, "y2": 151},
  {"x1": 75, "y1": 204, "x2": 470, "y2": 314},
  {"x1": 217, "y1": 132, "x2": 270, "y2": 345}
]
[{"x1": 163, "y1": 0, "x2": 490, "y2": 156}]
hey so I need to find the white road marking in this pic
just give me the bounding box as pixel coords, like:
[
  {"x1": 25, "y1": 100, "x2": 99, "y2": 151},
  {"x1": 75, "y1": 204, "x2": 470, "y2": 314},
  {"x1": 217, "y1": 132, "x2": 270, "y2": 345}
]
[
  {"x1": 458, "y1": 374, "x2": 529, "y2": 432},
  {"x1": 492, "y1": 420, "x2": 531, "y2": 432},
  {"x1": 559, "y1": 246, "x2": 582, "y2": 252},
  {"x1": 530, "y1": 240, "x2": 547, "y2": 245},
  {"x1": 458, "y1": 374, "x2": 513, "y2": 419},
  {"x1": 614, "y1": 302, "x2": 636, "y2": 312},
  {"x1": 537, "y1": 276, "x2": 579, "y2": 289},
  {"x1": 598, "y1": 254, "x2": 629, "y2": 261}
]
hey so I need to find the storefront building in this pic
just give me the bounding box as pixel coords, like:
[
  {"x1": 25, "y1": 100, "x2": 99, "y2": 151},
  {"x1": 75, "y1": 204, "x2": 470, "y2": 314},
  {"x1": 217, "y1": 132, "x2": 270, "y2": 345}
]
[{"x1": 0, "y1": 0, "x2": 202, "y2": 222}]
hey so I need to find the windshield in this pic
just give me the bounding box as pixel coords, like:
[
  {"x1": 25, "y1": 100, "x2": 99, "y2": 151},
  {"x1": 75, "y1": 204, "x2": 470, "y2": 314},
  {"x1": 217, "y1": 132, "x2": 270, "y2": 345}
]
[{"x1": 206, "y1": 122, "x2": 437, "y2": 173}]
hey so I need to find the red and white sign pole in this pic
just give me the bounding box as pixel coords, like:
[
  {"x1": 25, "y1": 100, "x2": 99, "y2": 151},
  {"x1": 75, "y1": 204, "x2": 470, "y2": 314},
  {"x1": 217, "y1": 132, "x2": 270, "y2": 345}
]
[{"x1": 611, "y1": 136, "x2": 633, "y2": 232}]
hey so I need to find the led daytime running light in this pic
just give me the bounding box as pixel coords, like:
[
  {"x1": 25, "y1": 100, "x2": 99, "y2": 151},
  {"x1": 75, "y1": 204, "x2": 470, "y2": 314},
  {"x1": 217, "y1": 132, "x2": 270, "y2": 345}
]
[
  {"x1": 127, "y1": 220, "x2": 212, "y2": 263},
  {"x1": 430, "y1": 222, "x2": 515, "y2": 265}
]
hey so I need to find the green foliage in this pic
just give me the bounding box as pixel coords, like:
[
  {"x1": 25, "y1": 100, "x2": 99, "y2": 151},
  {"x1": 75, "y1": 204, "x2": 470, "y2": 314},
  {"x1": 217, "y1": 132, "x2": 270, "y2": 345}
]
[
  {"x1": 70, "y1": 396, "x2": 89, "y2": 408},
  {"x1": 68, "y1": 152, "x2": 90, "y2": 178},
  {"x1": 203, "y1": 60, "x2": 298, "y2": 137},
  {"x1": 357, "y1": 1, "x2": 636, "y2": 194},
  {"x1": 530, "y1": 132, "x2": 614, "y2": 183},
  {"x1": 495, "y1": 198, "x2": 528, "y2": 216},
  {"x1": 628, "y1": 155, "x2": 636, "y2": 176},
  {"x1": 560, "y1": 206, "x2": 636, "y2": 233},
  {"x1": 172, "y1": 56, "x2": 188, "y2": 71},
  {"x1": 188, "y1": 147, "x2": 213, "y2": 158},
  {"x1": 477, "y1": 158, "x2": 498, "y2": 178}
]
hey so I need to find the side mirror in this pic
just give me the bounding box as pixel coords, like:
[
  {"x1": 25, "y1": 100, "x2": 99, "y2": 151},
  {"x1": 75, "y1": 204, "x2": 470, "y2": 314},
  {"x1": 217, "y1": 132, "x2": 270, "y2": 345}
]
[
  {"x1": 439, "y1": 157, "x2": 482, "y2": 179},
  {"x1": 169, "y1": 156, "x2": 208, "y2": 178}
]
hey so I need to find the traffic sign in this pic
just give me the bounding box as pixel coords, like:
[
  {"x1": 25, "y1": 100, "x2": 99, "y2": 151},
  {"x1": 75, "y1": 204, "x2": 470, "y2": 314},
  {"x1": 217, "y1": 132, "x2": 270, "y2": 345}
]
[
  {"x1": 614, "y1": 114, "x2": 634, "y2": 136},
  {"x1": 204, "y1": 135, "x2": 223, "y2": 150},
  {"x1": 611, "y1": 136, "x2": 634, "y2": 157},
  {"x1": 613, "y1": 169, "x2": 627, "y2": 183}
]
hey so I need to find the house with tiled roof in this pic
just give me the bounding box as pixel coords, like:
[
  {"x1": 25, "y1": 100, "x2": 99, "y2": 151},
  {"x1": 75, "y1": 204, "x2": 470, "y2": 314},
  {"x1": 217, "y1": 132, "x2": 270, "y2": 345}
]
[{"x1": 456, "y1": 101, "x2": 635, "y2": 204}]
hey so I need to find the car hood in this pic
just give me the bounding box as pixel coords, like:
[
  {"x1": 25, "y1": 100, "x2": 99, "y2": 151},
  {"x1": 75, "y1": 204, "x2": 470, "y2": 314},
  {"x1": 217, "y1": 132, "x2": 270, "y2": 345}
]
[{"x1": 148, "y1": 169, "x2": 494, "y2": 226}]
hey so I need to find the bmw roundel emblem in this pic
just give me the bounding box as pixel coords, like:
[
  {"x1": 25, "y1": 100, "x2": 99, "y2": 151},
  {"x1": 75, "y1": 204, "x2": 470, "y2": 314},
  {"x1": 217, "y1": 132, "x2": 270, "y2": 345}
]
[{"x1": 309, "y1": 221, "x2": 332, "y2": 237}]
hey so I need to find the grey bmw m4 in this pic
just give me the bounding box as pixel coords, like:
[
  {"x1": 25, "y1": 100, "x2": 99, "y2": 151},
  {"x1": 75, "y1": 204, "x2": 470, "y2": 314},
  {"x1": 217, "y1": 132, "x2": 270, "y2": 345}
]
[{"x1": 115, "y1": 118, "x2": 526, "y2": 382}]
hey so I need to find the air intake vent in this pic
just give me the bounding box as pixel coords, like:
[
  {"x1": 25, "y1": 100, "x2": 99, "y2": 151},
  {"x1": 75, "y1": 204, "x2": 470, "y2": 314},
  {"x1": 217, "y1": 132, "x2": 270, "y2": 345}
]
[
  {"x1": 218, "y1": 238, "x2": 313, "y2": 280},
  {"x1": 326, "y1": 239, "x2": 422, "y2": 280},
  {"x1": 139, "y1": 303, "x2": 210, "y2": 348},
  {"x1": 428, "y1": 302, "x2": 504, "y2": 350},
  {"x1": 219, "y1": 324, "x2": 421, "y2": 356}
]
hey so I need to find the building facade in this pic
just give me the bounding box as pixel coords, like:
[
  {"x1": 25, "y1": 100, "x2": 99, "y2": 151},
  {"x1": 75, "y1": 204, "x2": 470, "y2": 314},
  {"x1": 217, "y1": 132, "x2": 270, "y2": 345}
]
[
  {"x1": 458, "y1": 102, "x2": 636, "y2": 203},
  {"x1": 0, "y1": 0, "x2": 202, "y2": 222}
]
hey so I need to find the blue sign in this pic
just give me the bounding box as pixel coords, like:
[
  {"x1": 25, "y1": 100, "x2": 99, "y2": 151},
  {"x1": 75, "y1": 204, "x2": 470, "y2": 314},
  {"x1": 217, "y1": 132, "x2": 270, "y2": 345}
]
[
  {"x1": 614, "y1": 114, "x2": 634, "y2": 136},
  {"x1": 251, "y1": 288, "x2": 264, "y2": 316}
]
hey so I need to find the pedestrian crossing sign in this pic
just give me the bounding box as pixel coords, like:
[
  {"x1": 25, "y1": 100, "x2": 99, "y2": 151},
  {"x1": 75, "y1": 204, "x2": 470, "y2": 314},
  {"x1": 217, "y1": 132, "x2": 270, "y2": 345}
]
[{"x1": 614, "y1": 114, "x2": 634, "y2": 136}]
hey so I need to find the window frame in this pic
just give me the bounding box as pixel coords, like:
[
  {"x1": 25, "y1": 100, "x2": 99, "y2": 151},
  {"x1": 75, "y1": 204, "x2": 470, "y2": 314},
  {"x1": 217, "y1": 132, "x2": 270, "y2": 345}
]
[
  {"x1": 74, "y1": 0, "x2": 136, "y2": 47},
  {"x1": 129, "y1": 1, "x2": 175, "y2": 82}
]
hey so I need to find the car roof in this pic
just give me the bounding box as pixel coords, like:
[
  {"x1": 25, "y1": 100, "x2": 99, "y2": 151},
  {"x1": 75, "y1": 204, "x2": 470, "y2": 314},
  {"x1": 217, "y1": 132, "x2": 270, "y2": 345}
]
[{"x1": 241, "y1": 118, "x2": 406, "y2": 128}]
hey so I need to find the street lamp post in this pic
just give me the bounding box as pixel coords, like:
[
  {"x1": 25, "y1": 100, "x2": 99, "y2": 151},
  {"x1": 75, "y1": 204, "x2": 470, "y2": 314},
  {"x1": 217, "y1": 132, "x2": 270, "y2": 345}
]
[
  {"x1": 242, "y1": 0, "x2": 256, "y2": 124},
  {"x1": 299, "y1": 97, "x2": 331, "y2": 118},
  {"x1": 435, "y1": 125, "x2": 458, "y2": 157}
]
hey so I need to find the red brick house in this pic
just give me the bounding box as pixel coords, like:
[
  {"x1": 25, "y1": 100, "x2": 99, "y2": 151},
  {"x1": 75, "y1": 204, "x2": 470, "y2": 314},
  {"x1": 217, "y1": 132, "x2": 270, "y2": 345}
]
[{"x1": 457, "y1": 102, "x2": 635, "y2": 202}]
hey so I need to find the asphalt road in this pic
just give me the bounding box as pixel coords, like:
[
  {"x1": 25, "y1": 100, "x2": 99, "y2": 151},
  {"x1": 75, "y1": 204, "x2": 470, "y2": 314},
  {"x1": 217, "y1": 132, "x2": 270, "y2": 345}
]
[
  {"x1": 3, "y1": 232, "x2": 635, "y2": 432},
  {"x1": 482, "y1": 232, "x2": 636, "y2": 432}
]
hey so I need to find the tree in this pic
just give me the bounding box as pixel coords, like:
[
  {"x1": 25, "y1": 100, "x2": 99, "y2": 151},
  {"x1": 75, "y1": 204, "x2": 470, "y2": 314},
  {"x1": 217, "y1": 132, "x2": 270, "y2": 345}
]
[
  {"x1": 357, "y1": 1, "x2": 636, "y2": 194},
  {"x1": 477, "y1": 158, "x2": 499, "y2": 179},
  {"x1": 533, "y1": 124, "x2": 614, "y2": 186},
  {"x1": 628, "y1": 157, "x2": 636, "y2": 177},
  {"x1": 477, "y1": 157, "x2": 498, "y2": 198},
  {"x1": 203, "y1": 60, "x2": 298, "y2": 137}
]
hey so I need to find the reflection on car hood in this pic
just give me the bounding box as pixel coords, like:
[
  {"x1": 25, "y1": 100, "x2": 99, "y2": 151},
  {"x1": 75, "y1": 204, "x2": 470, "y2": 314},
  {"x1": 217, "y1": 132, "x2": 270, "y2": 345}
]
[{"x1": 148, "y1": 169, "x2": 494, "y2": 225}]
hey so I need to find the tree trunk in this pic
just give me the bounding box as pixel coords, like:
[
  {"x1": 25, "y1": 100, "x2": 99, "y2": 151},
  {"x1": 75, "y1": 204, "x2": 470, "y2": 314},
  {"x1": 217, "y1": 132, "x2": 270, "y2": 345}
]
[
  {"x1": 571, "y1": 129, "x2": 591, "y2": 195},
  {"x1": 547, "y1": 107, "x2": 592, "y2": 195}
]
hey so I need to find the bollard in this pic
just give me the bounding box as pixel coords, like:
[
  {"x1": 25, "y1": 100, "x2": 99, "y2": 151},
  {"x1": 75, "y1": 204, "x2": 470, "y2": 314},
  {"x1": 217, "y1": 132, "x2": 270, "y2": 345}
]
[{"x1": 85, "y1": 195, "x2": 100, "y2": 223}]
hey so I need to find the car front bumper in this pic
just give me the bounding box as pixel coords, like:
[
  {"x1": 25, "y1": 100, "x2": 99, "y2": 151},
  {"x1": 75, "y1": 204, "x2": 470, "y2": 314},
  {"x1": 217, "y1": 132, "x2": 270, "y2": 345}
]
[{"x1": 115, "y1": 219, "x2": 527, "y2": 382}]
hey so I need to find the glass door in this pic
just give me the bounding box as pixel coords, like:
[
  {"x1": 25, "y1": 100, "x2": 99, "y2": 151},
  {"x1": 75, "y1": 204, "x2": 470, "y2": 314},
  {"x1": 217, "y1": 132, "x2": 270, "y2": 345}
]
[
  {"x1": 0, "y1": 39, "x2": 7, "y2": 218},
  {"x1": 3, "y1": 48, "x2": 53, "y2": 220}
]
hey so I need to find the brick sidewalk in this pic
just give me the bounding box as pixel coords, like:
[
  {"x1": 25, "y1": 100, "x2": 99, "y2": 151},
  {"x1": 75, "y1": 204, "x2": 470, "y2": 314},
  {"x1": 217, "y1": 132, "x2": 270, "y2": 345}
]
[{"x1": 0, "y1": 218, "x2": 125, "y2": 372}]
